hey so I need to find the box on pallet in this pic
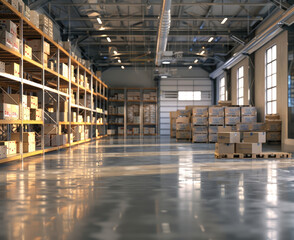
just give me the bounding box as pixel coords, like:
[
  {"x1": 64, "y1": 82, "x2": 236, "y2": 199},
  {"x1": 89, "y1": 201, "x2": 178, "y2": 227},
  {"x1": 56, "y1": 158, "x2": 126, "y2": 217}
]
[
  {"x1": 236, "y1": 143, "x2": 262, "y2": 154},
  {"x1": 209, "y1": 126, "x2": 218, "y2": 134},
  {"x1": 192, "y1": 126, "x2": 208, "y2": 134},
  {"x1": 209, "y1": 134, "x2": 218, "y2": 143},
  {"x1": 51, "y1": 134, "x2": 68, "y2": 146},
  {"x1": 11, "y1": 132, "x2": 35, "y2": 143},
  {"x1": 265, "y1": 121, "x2": 281, "y2": 131},
  {"x1": 176, "y1": 110, "x2": 191, "y2": 117},
  {"x1": 192, "y1": 107, "x2": 208, "y2": 116},
  {"x1": 192, "y1": 116, "x2": 208, "y2": 125},
  {"x1": 176, "y1": 123, "x2": 191, "y2": 131},
  {"x1": 176, "y1": 116, "x2": 190, "y2": 124},
  {"x1": 192, "y1": 134, "x2": 208, "y2": 143},
  {"x1": 217, "y1": 132, "x2": 240, "y2": 143},
  {"x1": 0, "y1": 141, "x2": 17, "y2": 155},
  {"x1": 241, "y1": 115, "x2": 257, "y2": 123},
  {"x1": 176, "y1": 131, "x2": 191, "y2": 139},
  {"x1": 209, "y1": 107, "x2": 224, "y2": 116},
  {"x1": 225, "y1": 107, "x2": 240, "y2": 116},
  {"x1": 218, "y1": 126, "x2": 236, "y2": 133},
  {"x1": 215, "y1": 143, "x2": 235, "y2": 154},
  {"x1": 243, "y1": 132, "x2": 266, "y2": 143},
  {"x1": 267, "y1": 132, "x2": 281, "y2": 141},
  {"x1": 209, "y1": 117, "x2": 224, "y2": 125},
  {"x1": 241, "y1": 107, "x2": 257, "y2": 116},
  {"x1": 225, "y1": 116, "x2": 240, "y2": 125}
]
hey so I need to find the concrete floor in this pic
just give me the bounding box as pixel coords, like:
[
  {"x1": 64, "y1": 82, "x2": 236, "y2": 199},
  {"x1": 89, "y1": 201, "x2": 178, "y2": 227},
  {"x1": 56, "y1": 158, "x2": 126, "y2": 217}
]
[{"x1": 0, "y1": 136, "x2": 293, "y2": 240}]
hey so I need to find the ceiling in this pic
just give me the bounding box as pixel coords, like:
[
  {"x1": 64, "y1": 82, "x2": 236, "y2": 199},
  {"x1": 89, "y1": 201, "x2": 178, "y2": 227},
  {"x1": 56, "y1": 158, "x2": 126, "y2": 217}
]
[{"x1": 29, "y1": 0, "x2": 293, "y2": 72}]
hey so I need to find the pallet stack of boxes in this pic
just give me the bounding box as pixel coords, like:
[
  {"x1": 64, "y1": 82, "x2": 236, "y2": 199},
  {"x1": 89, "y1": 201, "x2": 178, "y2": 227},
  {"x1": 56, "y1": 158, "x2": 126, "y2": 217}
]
[
  {"x1": 191, "y1": 107, "x2": 208, "y2": 143},
  {"x1": 27, "y1": 40, "x2": 50, "y2": 67},
  {"x1": 176, "y1": 110, "x2": 191, "y2": 140},
  {"x1": 208, "y1": 106, "x2": 224, "y2": 143},
  {"x1": 11, "y1": 132, "x2": 36, "y2": 153},
  {"x1": 265, "y1": 114, "x2": 282, "y2": 143},
  {"x1": 0, "y1": 141, "x2": 17, "y2": 158},
  {"x1": 170, "y1": 111, "x2": 177, "y2": 138}
]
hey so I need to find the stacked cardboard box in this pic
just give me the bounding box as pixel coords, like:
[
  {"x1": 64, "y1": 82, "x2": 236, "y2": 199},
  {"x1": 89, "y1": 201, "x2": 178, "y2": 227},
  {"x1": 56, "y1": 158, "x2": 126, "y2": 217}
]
[
  {"x1": 143, "y1": 92, "x2": 157, "y2": 101},
  {"x1": 191, "y1": 107, "x2": 208, "y2": 143},
  {"x1": 215, "y1": 132, "x2": 240, "y2": 155},
  {"x1": 143, "y1": 104, "x2": 156, "y2": 124},
  {"x1": 0, "y1": 94, "x2": 20, "y2": 120},
  {"x1": 107, "y1": 129, "x2": 116, "y2": 136},
  {"x1": 12, "y1": 132, "x2": 36, "y2": 153},
  {"x1": 241, "y1": 107, "x2": 257, "y2": 123},
  {"x1": 0, "y1": 141, "x2": 17, "y2": 155},
  {"x1": 170, "y1": 111, "x2": 177, "y2": 138},
  {"x1": 39, "y1": 14, "x2": 53, "y2": 38},
  {"x1": 265, "y1": 114, "x2": 281, "y2": 143},
  {"x1": 127, "y1": 104, "x2": 139, "y2": 123},
  {"x1": 176, "y1": 110, "x2": 191, "y2": 140},
  {"x1": 0, "y1": 145, "x2": 7, "y2": 159},
  {"x1": 0, "y1": 20, "x2": 19, "y2": 52},
  {"x1": 127, "y1": 92, "x2": 140, "y2": 101},
  {"x1": 225, "y1": 107, "x2": 240, "y2": 126},
  {"x1": 27, "y1": 40, "x2": 50, "y2": 65},
  {"x1": 118, "y1": 127, "x2": 124, "y2": 135},
  {"x1": 208, "y1": 106, "x2": 224, "y2": 142},
  {"x1": 30, "y1": 10, "x2": 39, "y2": 28}
]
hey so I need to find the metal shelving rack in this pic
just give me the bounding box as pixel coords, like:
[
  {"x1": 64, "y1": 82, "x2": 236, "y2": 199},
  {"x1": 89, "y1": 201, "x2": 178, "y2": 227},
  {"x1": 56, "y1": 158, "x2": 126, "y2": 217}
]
[
  {"x1": 0, "y1": 0, "x2": 108, "y2": 164},
  {"x1": 108, "y1": 88, "x2": 158, "y2": 137}
]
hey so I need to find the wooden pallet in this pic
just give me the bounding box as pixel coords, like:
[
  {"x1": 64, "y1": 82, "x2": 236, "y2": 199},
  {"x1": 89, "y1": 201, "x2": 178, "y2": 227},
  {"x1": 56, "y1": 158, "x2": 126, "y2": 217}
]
[{"x1": 215, "y1": 152, "x2": 292, "y2": 159}]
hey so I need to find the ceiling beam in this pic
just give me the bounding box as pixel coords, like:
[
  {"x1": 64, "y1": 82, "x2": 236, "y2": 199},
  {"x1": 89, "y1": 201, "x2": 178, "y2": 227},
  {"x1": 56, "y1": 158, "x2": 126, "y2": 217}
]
[
  {"x1": 50, "y1": 1, "x2": 273, "y2": 7},
  {"x1": 55, "y1": 16, "x2": 263, "y2": 21},
  {"x1": 79, "y1": 41, "x2": 236, "y2": 46}
]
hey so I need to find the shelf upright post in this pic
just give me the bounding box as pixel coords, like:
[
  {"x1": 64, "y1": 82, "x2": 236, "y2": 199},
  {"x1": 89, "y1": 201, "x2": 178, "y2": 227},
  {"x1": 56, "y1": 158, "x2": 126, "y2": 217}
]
[
  {"x1": 83, "y1": 70, "x2": 86, "y2": 138},
  {"x1": 20, "y1": 17, "x2": 24, "y2": 160},
  {"x1": 68, "y1": 51, "x2": 71, "y2": 146},
  {"x1": 90, "y1": 73, "x2": 93, "y2": 139},
  {"x1": 77, "y1": 65, "x2": 80, "y2": 133},
  {"x1": 95, "y1": 78, "x2": 98, "y2": 137},
  {"x1": 140, "y1": 88, "x2": 143, "y2": 137},
  {"x1": 57, "y1": 48, "x2": 60, "y2": 147},
  {"x1": 156, "y1": 88, "x2": 158, "y2": 135},
  {"x1": 124, "y1": 88, "x2": 127, "y2": 137}
]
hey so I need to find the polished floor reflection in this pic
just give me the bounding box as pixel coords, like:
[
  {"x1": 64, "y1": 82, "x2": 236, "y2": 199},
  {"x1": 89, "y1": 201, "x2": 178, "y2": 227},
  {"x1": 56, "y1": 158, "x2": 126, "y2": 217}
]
[{"x1": 0, "y1": 137, "x2": 293, "y2": 240}]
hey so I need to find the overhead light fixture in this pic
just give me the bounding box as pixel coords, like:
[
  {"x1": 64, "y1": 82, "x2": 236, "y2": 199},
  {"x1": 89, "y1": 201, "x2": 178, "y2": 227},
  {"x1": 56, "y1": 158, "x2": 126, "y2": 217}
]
[
  {"x1": 121, "y1": 66, "x2": 125, "y2": 69},
  {"x1": 194, "y1": 59, "x2": 198, "y2": 63},
  {"x1": 200, "y1": 50, "x2": 205, "y2": 55},
  {"x1": 99, "y1": 27, "x2": 105, "y2": 31},
  {"x1": 208, "y1": 37, "x2": 214, "y2": 43},
  {"x1": 161, "y1": 75, "x2": 168, "y2": 79},
  {"x1": 162, "y1": 61, "x2": 171, "y2": 64},
  {"x1": 221, "y1": 17, "x2": 228, "y2": 24},
  {"x1": 106, "y1": 37, "x2": 111, "y2": 42},
  {"x1": 97, "y1": 17, "x2": 102, "y2": 24},
  {"x1": 113, "y1": 50, "x2": 118, "y2": 55},
  {"x1": 188, "y1": 66, "x2": 192, "y2": 70},
  {"x1": 230, "y1": 34, "x2": 245, "y2": 45},
  {"x1": 118, "y1": 59, "x2": 121, "y2": 63}
]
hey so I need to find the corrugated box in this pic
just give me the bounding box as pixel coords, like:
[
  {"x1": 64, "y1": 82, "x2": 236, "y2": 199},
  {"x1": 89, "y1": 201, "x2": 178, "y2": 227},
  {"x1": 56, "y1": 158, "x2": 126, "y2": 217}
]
[
  {"x1": 24, "y1": 44, "x2": 32, "y2": 59},
  {"x1": 192, "y1": 126, "x2": 208, "y2": 134},
  {"x1": 27, "y1": 96, "x2": 38, "y2": 109},
  {"x1": 176, "y1": 131, "x2": 191, "y2": 139},
  {"x1": 265, "y1": 114, "x2": 280, "y2": 120},
  {"x1": 0, "y1": 30, "x2": 15, "y2": 50},
  {"x1": 6, "y1": 62, "x2": 20, "y2": 77},
  {"x1": 192, "y1": 134, "x2": 208, "y2": 142},
  {"x1": 0, "y1": 145, "x2": 7, "y2": 159},
  {"x1": 133, "y1": 128, "x2": 140, "y2": 135},
  {"x1": 7, "y1": 0, "x2": 18, "y2": 10},
  {"x1": 265, "y1": 121, "x2": 281, "y2": 131},
  {"x1": 176, "y1": 116, "x2": 190, "y2": 124},
  {"x1": 0, "y1": 103, "x2": 19, "y2": 120},
  {"x1": 209, "y1": 134, "x2": 217, "y2": 143},
  {"x1": 218, "y1": 132, "x2": 240, "y2": 143},
  {"x1": 0, "y1": 20, "x2": 17, "y2": 36},
  {"x1": 225, "y1": 116, "x2": 240, "y2": 125},
  {"x1": 241, "y1": 115, "x2": 257, "y2": 123},
  {"x1": 236, "y1": 123, "x2": 250, "y2": 132},
  {"x1": 251, "y1": 123, "x2": 265, "y2": 131},
  {"x1": 33, "y1": 51, "x2": 48, "y2": 64},
  {"x1": 192, "y1": 116, "x2": 208, "y2": 125},
  {"x1": 0, "y1": 61, "x2": 5, "y2": 72},
  {"x1": 118, "y1": 127, "x2": 124, "y2": 135},
  {"x1": 236, "y1": 143, "x2": 262, "y2": 154},
  {"x1": 30, "y1": 109, "x2": 42, "y2": 120},
  {"x1": 209, "y1": 117, "x2": 224, "y2": 125},
  {"x1": 17, "y1": 142, "x2": 36, "y2": 153},
  {"x1": 209, "y1": 126, "x2": 218, "y2": 134},
  {"x1": 23, "y1": 107, "x2": 30, "y2": 120},
  {"x1": 241, "y1": 107, "x2": 257, "y2": 116},
  {"x1": 215, "y1": 143, "x2": 235, "y2": 154},
  {"x1": 107, "y1": 129, "x2": 116, "y2": 135},
  {"x1": 11, "y1": 132, "x2": 35, "y2": 143},
  {"x1": 209, "y1": 106, "x2": 224, "y2": 116},
  {"x1": 267, "y1": 132, "x2": 281, "y2": 141},
  {"x1": 225, "y1": 107, "x2": 240, "y2": 116},
  {"x1": 30, "y1": 10, "x2": 39, "y2": 28},
  {"x1": 0, "y1": 141, "x2": 17, "y2": 155},
  {"x1": 27, "y1": 40, "x2": 50, "y2": 55},
  {"x1": 176, "y1": 123, "x2": 191, "y2": 131},
  {"x1": 51, "y1": 134, "x2": 67, "y2": 146},
  {"x1": 192, "y1": 107, "x2": 208, "y2": 116},
  {"x1": 243, "y1": 132, "x2": 266, "y2": 143},
  {"x1": 0, "y1": 94, "x2": 27, "y2": 106},
  {"x1": 218, "y1": 126, "x2": 236, "y2": 133},
  {"x1": 176, "y1": 110, "x2": 191, "y2": 117}
]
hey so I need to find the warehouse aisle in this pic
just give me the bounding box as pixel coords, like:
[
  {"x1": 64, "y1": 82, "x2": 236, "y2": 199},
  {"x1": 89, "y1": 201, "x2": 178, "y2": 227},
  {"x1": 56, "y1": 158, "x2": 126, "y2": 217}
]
[{"x1": 0, "y1": 137, "x2": 293, "y2": 240}]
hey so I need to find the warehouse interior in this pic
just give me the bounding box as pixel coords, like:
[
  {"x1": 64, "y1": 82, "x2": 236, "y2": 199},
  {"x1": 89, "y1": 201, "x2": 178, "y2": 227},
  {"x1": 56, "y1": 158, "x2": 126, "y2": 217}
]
[{"x1": 0, "y1": 0, "x2": 294, "y2": 239}]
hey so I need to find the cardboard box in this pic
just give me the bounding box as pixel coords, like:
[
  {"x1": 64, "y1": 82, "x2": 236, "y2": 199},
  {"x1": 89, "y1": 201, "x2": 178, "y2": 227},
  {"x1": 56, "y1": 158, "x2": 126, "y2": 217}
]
[
  {"x1": 241, "y1": 115, "x2": 257, "y2": 123},
  {"x1": 23, "y1": 106, "x2": 30, "y2": 120},
  {"x1": 192, "y1": 134, "x2": 208, "y2": 142},
  {"x1": 107, "y1": 129, "x2": 116, "y2": 135},
  {"x1": 241, "y1": 107, "x2": 257, "y2": 116},
  {"x1": 11, "y1": 132, "x2": 35, "y2": 143},
  {"x1": 0, "y1": 94, "x2": 27, "y2": 106},
  {"x1": 17, "y1": 142, "x2": 36, "y2": 153},
  {"x1": 225, "y1": 116, "x2": 240, "y2": 125},
  {"x1": 265, "y1": 114, "x2": 280, "y2": 120},
  {"x1": 192, "y1": 116, "x2": 208, "y2": 125},
  {"x1": 176, "y1": 116, "x2": 190, "y2": 124},
  {"x1": 0, "y1": 20, "x2": 17, "y2": 36},
  {"x1": 0, "y1": 141, "x2": 17, "y2": 155},
  {"x1": 118, "y1": 127, "x2": 124, "y2": 135},
  {"x1": 176, "y1": 123, "x2": 191, "y2": 131},
  {"x1": 243, "y1": 132, "x2": 266, "y2": 143},
  {"x1": 27, "y1": 40, "x2": 50, "y2": 55},
  {"x1": 209, "y1": 126, "x2": 218, "y2": 134},
  {"x1": 30, "y1": 109, "x2": 42, "y2": 120},
  {"x1": 209, "y1": 107, "x2": 224, "y2": 116},
  {"x1": 192, "y1": 107, "x2": 208, "y2": 116},
  {"x1": 176, "y1": 131, "x2": 191, "y2": 139},
  {"x1": 251, "y1": 123, "x2": 265, "y2": 131},
  {"x1": 7, "y1": 0, "x2": 18, "y2": 10},
  {"x1": 218, "y1": 132, "x2": 240, "y2": 143},
  {"x1": 215, "y1": 143, "x2": 235, "y2": 154},
  {"x1": 0, "y1": 145, "x2": 7, "y2": 159},
  {"x1": 30, "y1": 10, "x2": 39, "y2": 28},
  {"x1": 236, "y1": 123, "x2": 250, "y2": 132},
  {"x1": 192, "y1": 126, "x2": 208, "y2": 134},
  {"x1": 60, "y1": 63, "x2": 69, "y2": 78},
  {"x1": 218, "y1": 126, "x2": 236, "y2": 133},
  {"x1": 51, "y1": 134, "x2": 67, "y2": 146},
  {"x1": 0, "y1": 103, "x2": 19, "y2": 120},
  {"x1": 267, "y1": 132, "x2": 281, "y2": 141},
  {"x1": 33, "y1": 51, "x2": 48, "y2": 64},
  {"x1": 225, "y1": 107, "x2": 240, "y2": 116},
  {"x1": 176, "y1": 110, "x2": 191, "y2": 117},
  {"x1": 6, "y1": 62, "x2": 20, "y2": 77},
  {"x1": 27, "y1": 96, "x2": 38, "y2": 109},
  {"x1": 265, "y1": 121, "x2": 281, "y2": 131},
  {"x1": 236, "y1": 143, "x2": 262, "y2": 154},
  {"x1": 209, "y1": 134, "x2": 217, "y2": 143},
  {"x1": 0, "y1": 30, "x2": 17, "y2": 50},
  {"x1": 0, "y1": 61, "x2": 4, "y2": 72},
  {"x1": 24, "y1": 44, "x2": 32, "y2": 59},
  {"x1": 209, "y1": 117, "x2": 224, "y2": 125}
]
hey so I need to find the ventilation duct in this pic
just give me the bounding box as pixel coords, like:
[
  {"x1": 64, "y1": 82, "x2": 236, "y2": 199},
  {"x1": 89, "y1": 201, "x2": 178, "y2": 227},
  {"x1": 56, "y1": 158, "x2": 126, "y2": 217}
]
[
  {"x1": 155, "y1": 0, "x2": 172, "y2": 66},
  {"x1": 210, "y1": 5, "x2": 294, "y2": 79}
]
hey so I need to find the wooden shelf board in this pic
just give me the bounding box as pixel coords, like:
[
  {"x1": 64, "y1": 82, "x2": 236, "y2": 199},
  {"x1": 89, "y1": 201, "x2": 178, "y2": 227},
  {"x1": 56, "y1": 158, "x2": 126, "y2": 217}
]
[{"x1": 0, "y1": 120, "x2": 43, "y2": 125}]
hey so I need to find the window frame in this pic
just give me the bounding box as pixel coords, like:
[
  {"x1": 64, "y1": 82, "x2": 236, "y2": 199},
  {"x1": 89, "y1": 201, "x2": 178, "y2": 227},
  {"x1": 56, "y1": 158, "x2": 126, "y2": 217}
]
[
  {"x1": 237, "y1": 66, "x2": 244, "y2": 105},
  {"x1": 219, "y1": 77, "x2": 226, "y2": 101},
  {"x1": 178, "y1": 91, "x2": 202, "y2": 101}
]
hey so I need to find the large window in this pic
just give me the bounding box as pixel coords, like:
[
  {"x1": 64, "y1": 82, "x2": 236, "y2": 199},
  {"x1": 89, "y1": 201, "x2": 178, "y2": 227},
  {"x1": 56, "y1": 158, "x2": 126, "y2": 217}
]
[
  {"x1": 237, "y1": 66, "x2": 244, "y2": 105},
  {"x1": 178, "y1": 91, "x2": 201, "y2": 101},
  {"x1": 266, "y1": 45, "x2": 277, "y2": 114},
  {"x1": 219, "y1": 77, "x2": 226, "y2": 101}
]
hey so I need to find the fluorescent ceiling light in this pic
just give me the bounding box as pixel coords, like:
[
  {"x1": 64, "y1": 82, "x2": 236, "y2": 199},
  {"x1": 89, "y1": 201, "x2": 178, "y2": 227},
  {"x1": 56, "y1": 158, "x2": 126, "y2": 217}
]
[
  {"x1": 221, "y1": 17, "x2": 228, "y2": 24},
  {"x1": 113, "y1": 50, "x2": 118, "y2": 55},
  {"x1": 106, "y1": 37, "x2": 111, "y2": 42},
  {"x1": 200, "y1": 50, "x2": 205, "y2": 55},
  {"x1": 188, "y1": 66, "x2": 192, "y2": 70},
  {"x1": 121, "y1": 66, "x2": 125, "y2": 69},
  {"x1": 118, "y1": 59, "x2": 121, "y2": 63},
  {"x1": 99, "y1": 27, "x2": 105, "y2": 30},
  {"x1": 97, "y1": 17, "x2": 102, "y2": 24},
  {"x1": 161, "y1": 75, "x2": 168, "y2": 79},
  {"x1": 194, "y1": 59, "x2": 198, "y2": 63},
  {"x1": 208, "y1": 37, "x2": 214, "y2": 42},
  {"x1": 162, "y1": 61, "x2": 170, "y2": 64}
]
